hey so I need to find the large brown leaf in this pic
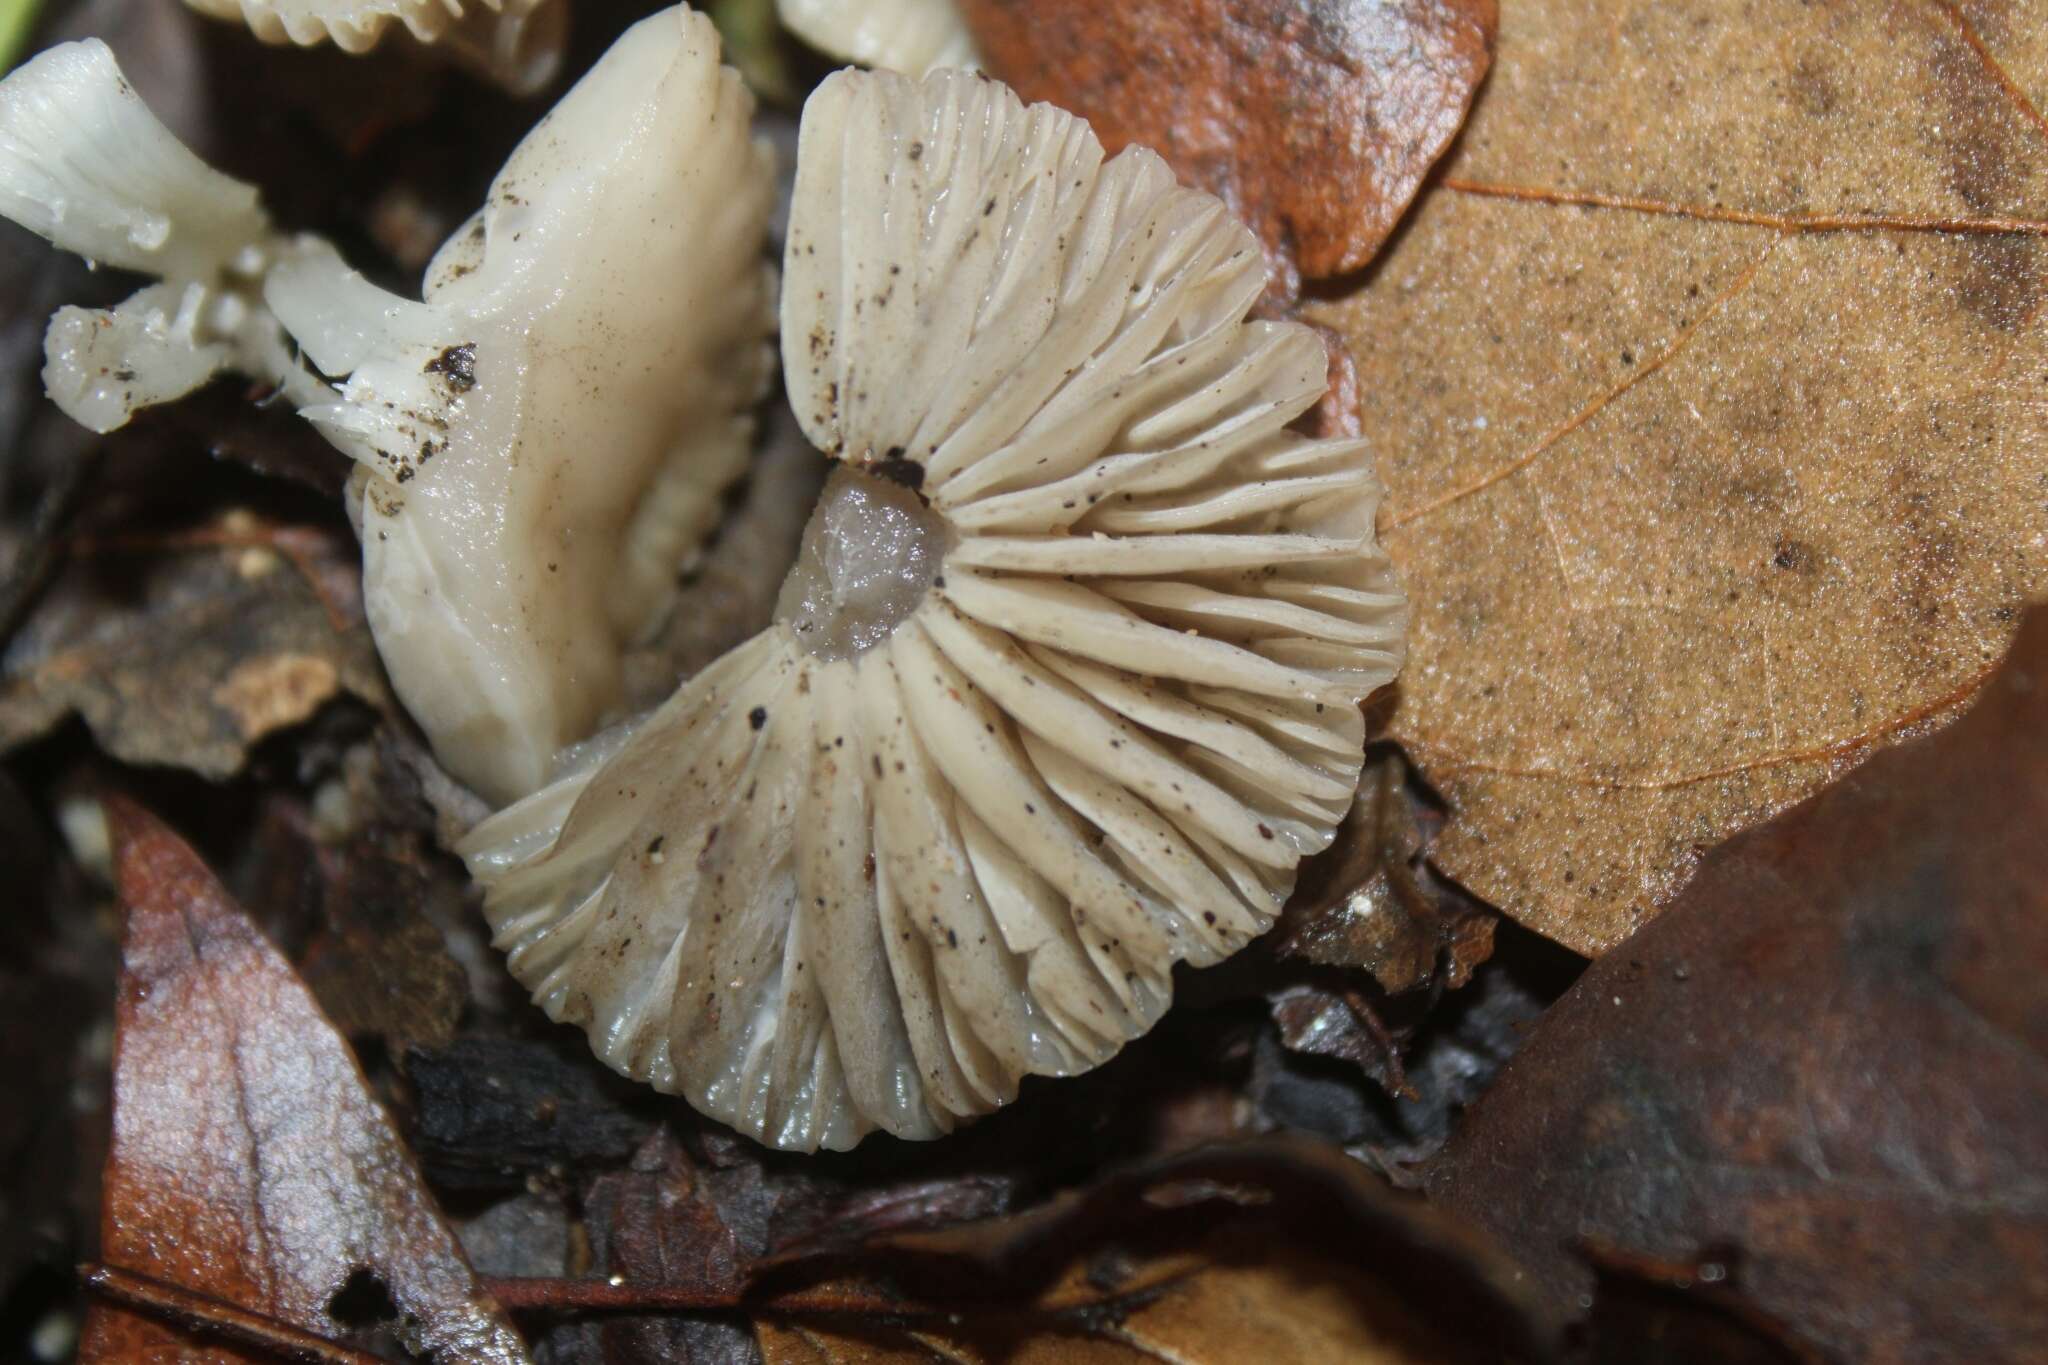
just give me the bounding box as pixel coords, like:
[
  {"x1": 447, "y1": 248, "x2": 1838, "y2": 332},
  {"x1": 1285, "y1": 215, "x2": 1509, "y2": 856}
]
[
  {"x1": 960, "y1": 0, "x2": 1497, "y2": 304},
  {"x1": 1310, "y1": 0, "x2": 2048, "y2": 952},
  {"x1": 81, "y1": 797, "x2": 527, "y2": 1364},
  {"x1": 1423, "y1": 607, "x2": 2048, "y2": 1363}
]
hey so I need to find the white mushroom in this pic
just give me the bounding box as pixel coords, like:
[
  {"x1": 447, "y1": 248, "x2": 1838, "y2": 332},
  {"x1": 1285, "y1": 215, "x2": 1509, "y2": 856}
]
[
  {"x1": 0, "y1": 40, "x2": 326, "y2": 434},
  {"x1": 182, "y1": 0, "x2": 569, "y2": 96},
  {"x1": 775, "y1": 0, "x2": 975, "y2": 76},
  {"x1": 0, "y1": 8, "x2": 777, "y2": 805},
  {"x1": 461, "y1": 67, "x2": 1407, "y2": 1152}
]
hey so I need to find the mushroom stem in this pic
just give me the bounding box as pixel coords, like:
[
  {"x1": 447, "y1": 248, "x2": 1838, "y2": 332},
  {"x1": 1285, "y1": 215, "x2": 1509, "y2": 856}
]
[
  {"x1": 0, "y1": 40, "x2": 317, "y2": 432},
  {"x1": 0, "y1": 11, "x2": 778, "y2": 805},
  {"x1": 776, "y1": 463, "x2": 954, "y2": 661}
]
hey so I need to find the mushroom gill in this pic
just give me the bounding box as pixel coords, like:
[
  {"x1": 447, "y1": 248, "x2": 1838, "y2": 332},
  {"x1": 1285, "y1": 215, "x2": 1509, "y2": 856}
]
[
  {"x1": 182, "y1": 0, "x2": 569, "y2": 95},
  {"x1": 460, "y1": 66, "x2": 1408, "y2": 1151}
]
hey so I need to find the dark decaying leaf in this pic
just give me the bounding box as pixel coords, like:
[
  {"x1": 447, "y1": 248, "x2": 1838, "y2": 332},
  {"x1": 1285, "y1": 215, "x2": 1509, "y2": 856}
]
[
  {"x1": 495, "y1": 1138, "x2": 1549, "y2": 1364},
  {"x1": 82, "y1": 797, "x2": 527, "y2": 1364},
  {"x1": 405, "y1": 1038, "x2": 653, "y2": 1192},
  {"x1": 1570, "y1": 1243, "x2": 1833, "y2": 1365},
  {"x1": 0, "y1": 772, "x2": 114, "y2": 1330},
  {"x1": 221, "y1": 785, "x2": 473, "y2": 1053},
  {"x1": 744, "y1": 1139, "x2": 1549, "y2": 1364},
  {"x1": 1424, "y1": 608, "x2": 2048, "y2": 1364},
  {"x1": 0, "y1": 508, "x2": 385, "y2": 779},
  {"x1": 960, "y1": 0, "x2": 1497, "y2": 304},
  {"x1": 1279, "y1": 747, "x2": 1499, "y2": 994},
  {"x1": 573, "y1": 1130, "x2": 758, "y2": 1365},
  {"x1": 1266, "y1": 977, "x2": 1413, "y2": 1096}
]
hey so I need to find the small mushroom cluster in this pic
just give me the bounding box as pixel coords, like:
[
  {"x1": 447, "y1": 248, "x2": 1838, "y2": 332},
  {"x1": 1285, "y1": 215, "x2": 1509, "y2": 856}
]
[
  {"x1": 1, "y1": 8, "x2": 1406, "y2": 1152},
  {"x1": 0, "y1": 8, "x2": 776, "y2": 805},
  {"x1": 460, "y1": 67, "x2": 1406, "y2": 1150}
]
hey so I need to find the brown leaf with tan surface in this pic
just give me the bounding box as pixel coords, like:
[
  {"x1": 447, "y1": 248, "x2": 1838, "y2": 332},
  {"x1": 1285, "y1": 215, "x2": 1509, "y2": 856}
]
[
  {"x1": 0, "y1": 510, "x2": 385, "y2": 779},
  {"x1": 959, "y1": 0, "x2": 1496, "y2": 304},
  {"x1": 82, "y1": 796, "x2": 527, "y2": 1364},
  {"x1": 1309, "y1": 0, "x2": 2048, "y2": 953},
  {"x1": 1423, "y1": 607, "x2": 2048, "y2": 1363}
]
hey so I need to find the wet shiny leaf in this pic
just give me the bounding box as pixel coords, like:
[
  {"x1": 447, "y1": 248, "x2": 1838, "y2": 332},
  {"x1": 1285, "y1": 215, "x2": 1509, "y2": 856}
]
[
  {"x1": 961, "y1": 0, "x2": 1496, "y2": 304},
  {"x1": 81, "y1": 798, "x2": 527, "y2": 1364}
]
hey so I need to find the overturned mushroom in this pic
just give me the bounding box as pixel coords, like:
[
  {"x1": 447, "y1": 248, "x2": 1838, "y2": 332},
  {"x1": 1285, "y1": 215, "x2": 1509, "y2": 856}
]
[
  {"x1": 0, "y1": 9, "x2": 776, "y2": 804},
  {"x1": 461, "y1": 67, "x2": 1408, "y2": 1151},
  {"x1": 775, "y1": 0, "x2": 975, "y2": 76},
  {"x1": 183, "y1": 0, "x2": 569, "y2": 95}
]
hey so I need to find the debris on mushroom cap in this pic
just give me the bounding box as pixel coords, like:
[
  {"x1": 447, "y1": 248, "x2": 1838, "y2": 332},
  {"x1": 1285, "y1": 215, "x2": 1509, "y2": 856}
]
[
  {"x1": 182, "y1": 0, "x2": 569, "y2": 95},
  {"x1": 0, "y1": 40, "x2": 330, "y2": 433},
  {"x1": 0, "y1": 8, "x2": 777, "y2": 807},
  {"x1": 460, "y1": 66, "x2": 1408, "y2": 1152},
  {"x1": 265, "y1": 5, "x2": 775, "y2": 804},
  {"x1": 776, "y1": 0, "x2": 976, "y2": 76}
]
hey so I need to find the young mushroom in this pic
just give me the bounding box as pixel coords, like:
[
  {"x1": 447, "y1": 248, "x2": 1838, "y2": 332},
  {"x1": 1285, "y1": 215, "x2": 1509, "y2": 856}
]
[
  {"x1": 182, "y1": 0, "x2": 570, "y2": 96},
  {"x1": 775, "y1": 0, "x2": 975, "y2": 76},
  {"x1": 461, "y1": 67, "x2": 1408, "y2": 1151},
  {"x1": 0, "y1": 8, "x2": 777, "y2": 806},
  {"x1": 0, "y1": 39, "x2": 327, "y2": 435}
]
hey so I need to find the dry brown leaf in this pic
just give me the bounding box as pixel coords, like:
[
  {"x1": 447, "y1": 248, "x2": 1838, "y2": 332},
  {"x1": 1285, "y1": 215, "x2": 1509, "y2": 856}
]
[
  {"x1": 1423, "y1": 604, "x2": 2048, "y2": 1363},
  {"x1": 960, "y1": 0, "x2": 1496, "y2": 304},
  {"x1": 81, "y1": 797, "x2": 527, "y2": 1364},
  {"x1": 0, "y1": 513, "x2": 385, "y2": 778},
  {"x1": 1310, "y1": 0, "x2": 2048, "y2": 952}
]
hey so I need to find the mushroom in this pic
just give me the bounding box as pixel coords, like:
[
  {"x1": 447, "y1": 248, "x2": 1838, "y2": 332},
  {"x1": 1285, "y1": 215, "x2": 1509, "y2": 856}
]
[
  {"x1": 0, "y1": 8, "x2": 777, "y2": 805},
  {"x1": 182, "y1": 0, "x2": 569, "y2": 96},
  {"x1": 775, "y1": 0, "x2": 975, "y2": 76},
  {"x1": 460, "y1": 66, "x2": 1408, "y2": 1151},
  {"x1": 0, "y1": 39, "x2": 327, "y2": 435}
]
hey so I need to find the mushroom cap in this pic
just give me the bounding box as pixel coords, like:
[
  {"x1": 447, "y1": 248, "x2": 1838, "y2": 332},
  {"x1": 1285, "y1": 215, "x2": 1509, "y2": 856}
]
[
  {"x1": 461, "y1": 66, "x2": 1406, "y2": 1151},
  {"x1": 265, "y1": 6, "x2": 777, "y2": 805},
  {"x1": 182, "y1": 0, "x2": 568, "y2": 95},
  {"x1": 775, "y1": 0, "x2": 976, "y2": 76}
]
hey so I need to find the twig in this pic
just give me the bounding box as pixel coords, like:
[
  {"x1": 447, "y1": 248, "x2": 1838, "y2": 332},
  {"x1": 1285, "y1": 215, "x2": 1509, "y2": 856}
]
[
  {"x1": 481, "y1": 1275, "x2": 925, "y2": 1317},
  {"x1": 79, "y1": 1263, "x2": 381, "y2": 1365}
]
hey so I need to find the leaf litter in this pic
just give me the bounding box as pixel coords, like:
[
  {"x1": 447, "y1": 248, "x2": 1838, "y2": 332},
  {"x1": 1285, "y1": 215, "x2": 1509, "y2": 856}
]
[
  {"x1": 1425, "y1": 605, "x2": 2048, "y2": 1363},
  {"x1": 83, "y1": 796, "x2": 526, "y2": 1363},
  {"x1": 1, "y1": 0, "x2": 2044, "y2": 1361},
  {"x1": 1310, "y1": 0, "x2": 2048, "y2": 954},
  {"x1": 960, "y1": 0, "x2": 1498, "y2": 307}
]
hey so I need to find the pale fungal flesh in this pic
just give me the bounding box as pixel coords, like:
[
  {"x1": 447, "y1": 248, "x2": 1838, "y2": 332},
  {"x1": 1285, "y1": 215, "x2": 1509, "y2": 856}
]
[
  {"x1": 0, "y1": 40, "x2": 327, "y2": 434},
  {"x1": 0, "y1": 8, "x2": 777, "y2": 807},
  {"x1": 268, "y1": 6, "x2": 775, "y2": 804},
  {"x1": 775, "y1": 0, "x2": 975, "y2": 77},
  {"x1": 461, "y1": 67, "x2": 1408, "y2": 1152},
  {"x1": 182, "y1": 0, "x2": 569, "y2": 96}
]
